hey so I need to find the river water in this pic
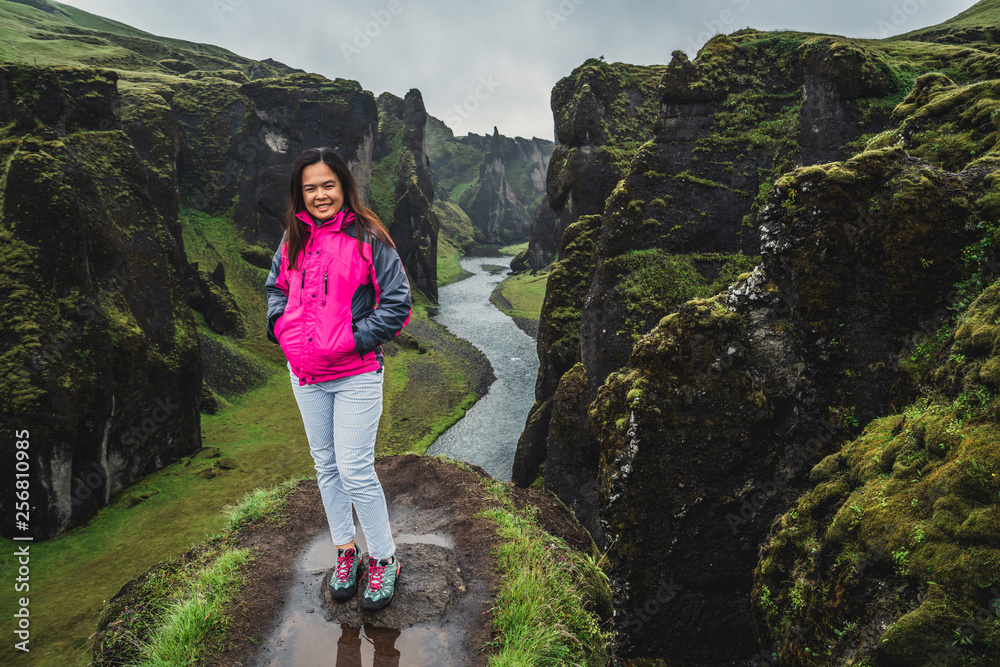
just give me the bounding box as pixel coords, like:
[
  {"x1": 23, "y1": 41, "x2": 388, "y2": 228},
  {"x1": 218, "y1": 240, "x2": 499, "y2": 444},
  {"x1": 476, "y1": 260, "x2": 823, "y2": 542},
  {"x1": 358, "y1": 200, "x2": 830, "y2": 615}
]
[{"x1": 426, "y1": 255, "x2": 539, "y2": 481}]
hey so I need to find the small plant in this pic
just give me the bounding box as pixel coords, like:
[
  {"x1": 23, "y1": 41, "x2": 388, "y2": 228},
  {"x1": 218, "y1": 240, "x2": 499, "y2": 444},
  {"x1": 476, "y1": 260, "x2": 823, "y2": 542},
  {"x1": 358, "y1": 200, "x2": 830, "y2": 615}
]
[{"x1": 892, "y1": 547, "x2": 910, "y2": 575}]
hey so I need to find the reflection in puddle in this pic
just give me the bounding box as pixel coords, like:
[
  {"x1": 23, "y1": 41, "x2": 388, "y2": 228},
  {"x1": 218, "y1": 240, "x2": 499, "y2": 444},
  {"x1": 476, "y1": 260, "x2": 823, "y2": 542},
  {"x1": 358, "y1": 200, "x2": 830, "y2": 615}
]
[
  {"x1": 335, "y1": 624, "x2": 399, "y2": 666},
  {"x1": 257, "y1": 530, "x2": 464, "y2": 666}
]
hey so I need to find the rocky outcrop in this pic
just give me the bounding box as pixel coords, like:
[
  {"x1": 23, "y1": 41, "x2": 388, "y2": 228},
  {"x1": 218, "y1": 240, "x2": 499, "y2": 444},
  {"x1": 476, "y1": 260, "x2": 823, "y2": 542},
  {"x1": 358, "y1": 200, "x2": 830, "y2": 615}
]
[
  {"x1": 512, "y1": 59, "x2": 665, "y2": 492},
  {"x1": 467, "y1": 128, "x2": 527, "y2": 244},
  {"x1": 594, "y1": 144, "x2": 989, "y2": 662},
  {"x1": 0, "y1": 65, "x2": 201, "y2": 540},
  {"x1": 514, "y1": 33, "x2": 982, "y2": 523},
  {"x1": 527, "y1": 195, "x2": 556, "y2": 269},
  {"x1": 465, "y1": 128, "x2": 551, "y2": 245},
  {"x1": 387, "y1": 89, "x2": 439, "y2": 302},
  {"x1": 425, "y1": 116, "x2": 553, "y2": 248},
  {"x1": 188, "y1": 262, "x2": 244, "y2": 336},
  {"x1": 752, "y1": 72, "x2": 1000, "y2": 667}
]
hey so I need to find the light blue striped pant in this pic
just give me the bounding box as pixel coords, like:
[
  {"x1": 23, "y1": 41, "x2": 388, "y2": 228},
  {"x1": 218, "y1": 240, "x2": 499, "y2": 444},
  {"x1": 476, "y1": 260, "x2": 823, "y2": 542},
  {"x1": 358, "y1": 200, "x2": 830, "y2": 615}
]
[{"x1": 288, "y1": 362, "x2": 395, "y2": 560}]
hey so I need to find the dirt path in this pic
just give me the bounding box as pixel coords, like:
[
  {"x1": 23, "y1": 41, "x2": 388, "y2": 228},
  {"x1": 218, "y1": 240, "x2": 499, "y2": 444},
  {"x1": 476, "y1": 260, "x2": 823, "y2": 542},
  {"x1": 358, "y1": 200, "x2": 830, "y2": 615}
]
[{"x1": 204, "y1": 455, "x2": 592, "y2": 666}]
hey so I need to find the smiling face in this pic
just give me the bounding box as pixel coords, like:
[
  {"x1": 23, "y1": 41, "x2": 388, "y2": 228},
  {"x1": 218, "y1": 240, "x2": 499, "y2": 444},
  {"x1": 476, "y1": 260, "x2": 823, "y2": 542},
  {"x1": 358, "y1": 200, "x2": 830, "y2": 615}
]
[{"x1": 301, "y1": 161, "x2": 344, "y2": 221}]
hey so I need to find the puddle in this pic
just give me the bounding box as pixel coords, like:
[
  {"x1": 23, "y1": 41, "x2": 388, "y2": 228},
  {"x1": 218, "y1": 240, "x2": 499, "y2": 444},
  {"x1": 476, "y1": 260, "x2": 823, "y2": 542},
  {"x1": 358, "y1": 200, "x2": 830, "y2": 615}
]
[{"x1": 256, "y1": 514, "x2": 466, "y2": 666}]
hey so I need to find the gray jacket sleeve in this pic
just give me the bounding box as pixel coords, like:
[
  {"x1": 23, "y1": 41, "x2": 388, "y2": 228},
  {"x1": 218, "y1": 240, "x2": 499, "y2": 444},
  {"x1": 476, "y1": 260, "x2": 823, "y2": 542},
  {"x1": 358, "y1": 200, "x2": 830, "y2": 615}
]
[
  {"x1": 352, "y1": 237, "x2": 412, "y2": 353},
  {"x1": 263, "y1": 239, "x2": 287, "y2": 344}
]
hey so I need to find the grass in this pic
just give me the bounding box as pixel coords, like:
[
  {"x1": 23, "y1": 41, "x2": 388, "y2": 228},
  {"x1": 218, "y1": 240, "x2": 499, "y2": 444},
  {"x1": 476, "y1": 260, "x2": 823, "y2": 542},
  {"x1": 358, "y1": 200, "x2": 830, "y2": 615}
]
[
  {"x1": 91, "y1": 478, "x2": 304, "y2": 666},
  {"x1": 492, "y1": 270, "x2": 549, "y2": 322},
  {"x1": 436, "y1": 235, "x2": 471, "y2": 287},
  {"x1": 477, "y1": 477, "x2": 609, "y2": 666},
  {"x1": 499, "y1": 242, "x2": 529, "y2": 256},
  {"x1": 132, "y1": 547, "x2": 254, "y2": 666}
]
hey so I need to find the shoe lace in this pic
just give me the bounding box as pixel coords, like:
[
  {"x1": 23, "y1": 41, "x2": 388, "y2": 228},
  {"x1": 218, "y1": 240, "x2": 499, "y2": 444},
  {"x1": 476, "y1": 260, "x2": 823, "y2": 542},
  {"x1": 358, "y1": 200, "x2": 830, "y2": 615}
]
[
  {"x1": 335, "y1": 550, "x2": 355, "y2": 582},
  {"x1": 367, "y1": 560, "x2": 387, "y2": 591}
]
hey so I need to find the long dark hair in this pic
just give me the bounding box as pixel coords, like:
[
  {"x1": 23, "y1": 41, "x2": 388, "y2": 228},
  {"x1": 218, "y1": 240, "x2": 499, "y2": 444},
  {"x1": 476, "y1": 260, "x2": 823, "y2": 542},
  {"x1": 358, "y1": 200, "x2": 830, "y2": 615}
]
[{"x1": 283, "y1": 147, "x2": 394, "y2": 270}]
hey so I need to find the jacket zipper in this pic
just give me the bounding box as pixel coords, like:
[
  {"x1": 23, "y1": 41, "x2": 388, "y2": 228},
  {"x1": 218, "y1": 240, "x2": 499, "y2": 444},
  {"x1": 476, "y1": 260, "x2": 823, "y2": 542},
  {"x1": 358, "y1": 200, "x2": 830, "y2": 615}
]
[
  {"x1": 323, "y1": 270, "x2": 328, "y2": 306},
  {"x1": 300, "y1": 268, "x2": 305, "y2": 304}
]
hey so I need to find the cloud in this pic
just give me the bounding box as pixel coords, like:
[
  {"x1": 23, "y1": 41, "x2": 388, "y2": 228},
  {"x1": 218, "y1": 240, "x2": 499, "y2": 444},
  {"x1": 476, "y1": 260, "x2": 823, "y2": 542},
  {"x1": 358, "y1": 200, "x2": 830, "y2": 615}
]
[{"x1": 56, "y1": 0, "x2": 981, "y2": 139}]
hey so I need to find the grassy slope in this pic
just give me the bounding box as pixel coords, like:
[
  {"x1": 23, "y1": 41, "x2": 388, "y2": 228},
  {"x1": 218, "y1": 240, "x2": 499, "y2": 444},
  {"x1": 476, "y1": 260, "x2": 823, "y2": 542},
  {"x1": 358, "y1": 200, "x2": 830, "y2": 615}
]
[
  {"x1": 493, "y1": 270, "x2": 550, "y2": 323},
  {"x1": 895, "y1": 0, "x2": 1000, "y2": 39},
  {"x1": 0, "y1": 0, "x2": 262, "y2": 72}
]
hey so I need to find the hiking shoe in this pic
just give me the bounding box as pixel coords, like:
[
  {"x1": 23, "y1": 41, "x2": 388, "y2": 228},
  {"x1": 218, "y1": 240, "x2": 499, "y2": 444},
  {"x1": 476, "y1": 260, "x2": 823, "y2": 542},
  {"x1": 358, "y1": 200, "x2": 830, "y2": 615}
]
[
  {"x1": 361, "y1": 555, "x2": 400, "y2": 611},
  {"x1": 329, "y1": 548, "x2": 360, "y2": 602}
]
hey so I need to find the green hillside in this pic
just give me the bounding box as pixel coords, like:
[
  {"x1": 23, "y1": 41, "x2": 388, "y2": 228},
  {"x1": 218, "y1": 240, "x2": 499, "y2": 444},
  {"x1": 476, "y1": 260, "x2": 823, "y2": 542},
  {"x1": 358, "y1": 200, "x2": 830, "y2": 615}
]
[{"x1": 0, "y1": 0, "x2": 293, "y2": 76}]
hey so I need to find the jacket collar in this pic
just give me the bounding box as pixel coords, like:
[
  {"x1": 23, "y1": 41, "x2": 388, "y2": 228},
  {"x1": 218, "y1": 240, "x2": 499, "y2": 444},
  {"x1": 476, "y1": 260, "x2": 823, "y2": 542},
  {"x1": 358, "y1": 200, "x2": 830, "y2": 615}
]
[{"x1": 295, "y1": 207, "x2": 354, "y2": 232}]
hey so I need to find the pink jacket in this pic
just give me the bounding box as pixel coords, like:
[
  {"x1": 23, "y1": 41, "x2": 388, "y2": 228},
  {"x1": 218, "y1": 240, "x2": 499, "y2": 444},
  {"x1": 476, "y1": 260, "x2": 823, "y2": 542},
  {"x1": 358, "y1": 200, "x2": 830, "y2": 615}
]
[{"x1": 264, "y1": 209, "x2": 412, "y2": 385}]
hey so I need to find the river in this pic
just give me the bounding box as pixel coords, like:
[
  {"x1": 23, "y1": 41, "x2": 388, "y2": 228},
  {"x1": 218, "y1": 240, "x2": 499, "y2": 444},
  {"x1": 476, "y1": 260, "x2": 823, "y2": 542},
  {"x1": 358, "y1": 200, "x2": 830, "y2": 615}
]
[{"x1": 425, "y1": 254, "x2": 539, "y2": 481}]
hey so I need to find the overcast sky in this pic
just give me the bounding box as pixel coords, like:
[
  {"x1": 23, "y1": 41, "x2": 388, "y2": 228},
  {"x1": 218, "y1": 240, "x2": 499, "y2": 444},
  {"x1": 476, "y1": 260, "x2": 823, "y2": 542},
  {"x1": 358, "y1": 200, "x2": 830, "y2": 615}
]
[{"x1": 57, "y1": 0, "x2": 980, "y2": 140}]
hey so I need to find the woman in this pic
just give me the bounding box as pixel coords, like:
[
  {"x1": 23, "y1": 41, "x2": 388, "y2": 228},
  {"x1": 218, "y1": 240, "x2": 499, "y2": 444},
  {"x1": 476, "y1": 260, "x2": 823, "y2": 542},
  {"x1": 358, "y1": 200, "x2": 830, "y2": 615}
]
[{"x1": 264, "y1": 147, "x2": 411, "y2": 611}]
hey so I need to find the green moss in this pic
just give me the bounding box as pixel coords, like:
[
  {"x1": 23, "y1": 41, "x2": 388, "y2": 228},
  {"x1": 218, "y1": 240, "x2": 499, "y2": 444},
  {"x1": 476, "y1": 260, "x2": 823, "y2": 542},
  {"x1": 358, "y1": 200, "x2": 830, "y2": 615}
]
[
  {"x1": 755, "y1": 278, "x2": 1000, "y2": 665},
  {"x1": 371, "y1": 100, "x2": 404, "y2": 223},
  {"x1": 604, "y1": 249, "x2": 759, "y2": 340}
]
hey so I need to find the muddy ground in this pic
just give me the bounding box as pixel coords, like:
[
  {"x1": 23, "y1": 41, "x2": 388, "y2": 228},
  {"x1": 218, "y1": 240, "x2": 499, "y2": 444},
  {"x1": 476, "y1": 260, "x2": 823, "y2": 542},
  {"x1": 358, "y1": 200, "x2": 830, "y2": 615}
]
[{"x1": 202, "y1": 455, "x2": 592, "y2": 666}]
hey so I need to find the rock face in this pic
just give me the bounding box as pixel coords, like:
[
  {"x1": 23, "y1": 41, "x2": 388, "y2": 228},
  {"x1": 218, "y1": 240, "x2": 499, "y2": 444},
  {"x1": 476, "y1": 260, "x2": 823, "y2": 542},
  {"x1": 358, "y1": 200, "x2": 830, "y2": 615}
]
[
  {"x1": 596, "y1": 146, "x2": 988, "y2": 662},
  {"x1": 752, "y1": 73, "x2": 1000, "y2": 667},
  {"x1": 517, "y1": 28, "x2": 1000, "y2": 664},
  {"x1": 466, "y1": 128, "x2": 551, "y2": 245},
  {"x1": 0, "y1": 2, "x2": 420, "y2": 539},
  {"x1": 425, "y1": 116, "x2": 553, "y2": 248},
  {"x1": 512, "y1": 59, "x2": 666, "y2": 499},
  {"x1": 388, "y1": 89, "x2": 439, "y2": 302},
  {"x1": 0, "y1": 65, "x2": 201, "y2": 539}
]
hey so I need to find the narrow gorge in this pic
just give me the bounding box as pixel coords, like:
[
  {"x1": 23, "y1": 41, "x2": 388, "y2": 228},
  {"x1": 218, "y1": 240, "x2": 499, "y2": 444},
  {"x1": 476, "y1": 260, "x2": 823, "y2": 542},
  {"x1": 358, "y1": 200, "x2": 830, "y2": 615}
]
[{"x1": 3, "y1": 0, "x2": 1000, "y2": 665}]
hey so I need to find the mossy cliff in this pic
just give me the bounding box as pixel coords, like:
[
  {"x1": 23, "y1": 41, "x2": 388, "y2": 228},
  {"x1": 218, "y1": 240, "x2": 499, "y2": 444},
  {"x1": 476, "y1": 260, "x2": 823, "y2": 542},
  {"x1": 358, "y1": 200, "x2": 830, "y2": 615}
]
[
  {"x1": 516, "y1": 7, "x2": 1000, "y2": 663},
  {"x1": 511, "y1": 59, "x2": 666, "y2": 496},
  {"x1": 0, "y1": 64, "x2": 201, "y2": 540},
  {"x1": 515, "y1": 36, "x2": 902, "y2": 528},
  {"x1": 424, "y1": 115, "x2": 553, "y2": 248},
  {"x1": 385, "y1": 89, "x2": 439, "y2": 302},
  {"x1": 750, "y1": 73, "x2": 1000, "y2": 667},
  {"x1": 754, "y1": 283, "x2": 1000, "y2": 666},
  {"x1": 466, "y1": 127, "x2": 547, "y2": 245},
  {"x1": 534, "y1": 58, "x2": 666, "y2": 272},
  {"x1": 594, "y1": 141, "x2": 996, "y2": 662}
]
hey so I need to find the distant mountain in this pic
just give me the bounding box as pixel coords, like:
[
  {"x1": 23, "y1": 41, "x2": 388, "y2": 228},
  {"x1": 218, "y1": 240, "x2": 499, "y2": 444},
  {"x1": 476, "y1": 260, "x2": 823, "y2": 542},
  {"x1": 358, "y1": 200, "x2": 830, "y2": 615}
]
[{"x1": 425, "y1": 117, "x2": 553, "y2": 248}]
